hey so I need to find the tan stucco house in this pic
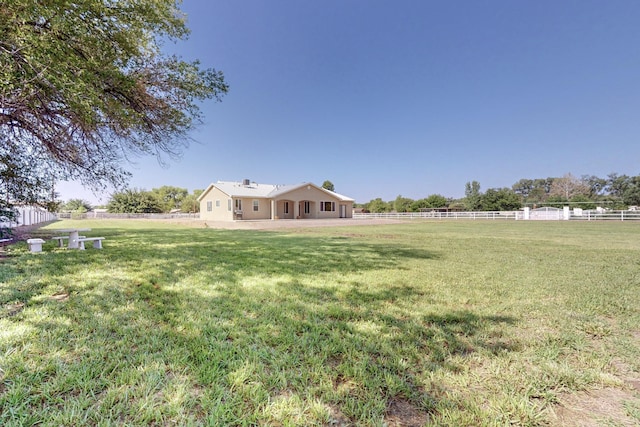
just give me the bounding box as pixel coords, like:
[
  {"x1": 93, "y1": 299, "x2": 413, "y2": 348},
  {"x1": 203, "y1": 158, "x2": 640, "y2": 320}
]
[{"x1": 198, "y1": 179, "x2": 354, "y2": 221}]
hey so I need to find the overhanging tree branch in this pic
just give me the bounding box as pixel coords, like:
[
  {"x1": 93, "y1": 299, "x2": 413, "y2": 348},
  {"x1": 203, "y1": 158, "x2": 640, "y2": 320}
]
[{"x1": 1, "y1": 0, "x2": 228, "y2": 195}]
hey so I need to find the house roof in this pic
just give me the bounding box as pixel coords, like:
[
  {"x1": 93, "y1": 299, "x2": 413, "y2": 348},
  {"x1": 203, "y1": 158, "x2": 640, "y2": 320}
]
[{"x1": 198, "y1": 181, "x2": 354, "y2": 202}]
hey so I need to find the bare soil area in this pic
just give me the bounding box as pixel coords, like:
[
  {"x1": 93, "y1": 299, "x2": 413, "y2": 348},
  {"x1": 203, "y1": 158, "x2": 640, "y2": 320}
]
[
  {"x1": 551, "y1": 387, "x2": 639, "y2": 427},
  {"x1": 550, "y1": 356, "x2": 640, "y2": 426}
]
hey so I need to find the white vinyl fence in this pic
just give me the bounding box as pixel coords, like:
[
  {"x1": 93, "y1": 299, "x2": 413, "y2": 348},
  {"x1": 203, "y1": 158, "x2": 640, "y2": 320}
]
[
  {"x1": 354, "y1": 208, "x2": 640, "y2": 221},
  {"x1": 0, "y1": 205, "x2": 57, "y2": 229},
  {"x1": 354, "y1": 211, "x2": 519, "y2": 220},
  {"x1": 56, "y1": 212, "x2": 199, "y2": 220}
]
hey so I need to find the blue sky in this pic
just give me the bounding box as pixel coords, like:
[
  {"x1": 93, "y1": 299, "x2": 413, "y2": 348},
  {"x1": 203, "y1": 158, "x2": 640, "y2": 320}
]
[{"x1": 58, "y1": 0, "x2": 640, "y2": 205}]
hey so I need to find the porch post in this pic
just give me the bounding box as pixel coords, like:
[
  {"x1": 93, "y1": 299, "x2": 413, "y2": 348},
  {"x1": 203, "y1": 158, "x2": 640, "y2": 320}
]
[{"x1": 271, "y1": 199, "x2": 275, "y2": 220}]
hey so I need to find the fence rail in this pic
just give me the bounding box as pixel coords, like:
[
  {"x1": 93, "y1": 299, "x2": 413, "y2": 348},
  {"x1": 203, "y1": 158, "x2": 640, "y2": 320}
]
[
  {"x1": 353, "y1": 210, "x2": 640, "y2": 221},
  {"x1": 41, "y1": 210, "x2": 640, "y2": 222},
  {"x1": 56, "y1": 212, "x2": 200, "y2": 220},
  {"x1": 354, "y1": 211, "x2": 518, "y2": 220}
]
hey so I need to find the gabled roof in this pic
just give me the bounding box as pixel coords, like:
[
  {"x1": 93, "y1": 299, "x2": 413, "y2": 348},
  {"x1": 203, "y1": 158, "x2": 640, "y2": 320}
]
[
  {"x1": 268, "y1": 182, "x2": 355, "y2": 201},
  {"x1": 197, "y1": 181, "x2": 354, "y2": 202}
]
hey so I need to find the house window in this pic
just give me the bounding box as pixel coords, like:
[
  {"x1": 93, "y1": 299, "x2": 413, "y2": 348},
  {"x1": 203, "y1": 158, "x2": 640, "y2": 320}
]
[
  {"x1": 228, "y1": 199, "x2": 232, "y2": 211},
  {"x1": 304, "y1": 201, "x2": 310, "y2": 214},
  {"x1": 253, "y1": 200, "x2": 259, "y2": 211},
  {"x1": 284, "y1": 202, "x2": 289, "y2": 214},
  {"x1": 215, "y1": 200, "x2": 221, "y2": 208},
  {"x1": 207, "y1": 201, "x2": 212, "y2": 212},
  {"x1": 320, "y1": 201, "x2": 335, "y2": 212},
  {"x1": 235, "y1": 199, "x2": 242, "y2": 211}
]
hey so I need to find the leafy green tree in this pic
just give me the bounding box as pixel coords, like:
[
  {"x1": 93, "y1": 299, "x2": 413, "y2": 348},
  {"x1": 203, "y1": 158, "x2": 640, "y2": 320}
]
[
  {"x1": 411, "y1": 194, "x2": 448, "y2": 211},
  {"x1": 107, "y1": 189, "x2": 162, "y2": 213},
  {"x1": 180, "y1": 189, "x2": 204, "y2": 213},
  {"x1": 606, "y1": 173, "x2": 629, "y2": 199},
  {"x1": 481, "y1": 188, "x2": 522, "y2": 211},
  {"x1": 322, "y1": 180, "x2": 335, "y2": 192},
  {"x1": 512, "y1": 179, "x2": 534, "y2": 201},
  {"x1": 425, "y1": 194, "x2": 448, "y2": 209},
  {"x1": 448, "y1": 200, "x2": 466, "y2": 211},
  {"x1": 464, "y1": 181, "x2": 482, "y2": 211},
  {"x1": 411, "y1": 198, "x2": 429, "y2": 211},
  {"x1": 150, "y1": 186, "x2": 188, "y2": 212},
  {"x1": 527, "y1": 179, "x2": 553, "y2": 205},
  {"x1": 512, "y1": 177, "x2": 554, "y2": 205},
  {"x1": 621, "y1": 176, "x2": 640, "y2": 206},
  {"x1": 366, "y1": 198, "x2": 391, "y2": 213},
  {"x1": 62, "y1": 199, "x2": 92, "y2": 213},
  {"x1": 582, "y1": 175, "x2": 608, "y2": 198},
  {"x1": 0, "y1": 204, "x2": 17, "y2": 239},
  {"x1": 394, "y1": 195, "x2": 414, "y2": 212},
  {"x1": 1, "y1": 0, "x2": 228, "y2": 192},
  {"x1": 1, "y1": 154, "x2": 56, "y2": 206}
]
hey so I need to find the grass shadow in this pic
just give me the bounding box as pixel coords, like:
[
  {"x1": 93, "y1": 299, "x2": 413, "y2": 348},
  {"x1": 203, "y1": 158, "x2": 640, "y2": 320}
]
[{"x1": 1, "y1": 225, "x2": 519, "y2": 426}]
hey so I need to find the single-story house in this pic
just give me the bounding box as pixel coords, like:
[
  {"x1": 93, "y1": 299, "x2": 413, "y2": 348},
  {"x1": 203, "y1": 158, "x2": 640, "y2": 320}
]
[{"x1": 198, "y1": 179, "x2": 354, "y2": 221}]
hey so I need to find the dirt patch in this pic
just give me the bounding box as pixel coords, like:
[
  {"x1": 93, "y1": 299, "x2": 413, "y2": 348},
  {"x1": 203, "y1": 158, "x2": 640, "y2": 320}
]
[
  {"x1": 551, "y1": 387, "x2": 638, "y2": 426},
  {"x1": 327, "y1": 404, "x2": 352, "y2": 426},
  {"x1": 384, "y1": 397, "x2": 430, "y2": 427},
  {"x1": 3, "y1": 302, "x2": 25, "y2": 317},
  {"x1": 550, "y1": 354, "x2": 640, "y2": 426},
  {"x1": 50, "y1": 292, "x2": 69, "y2": 302}
]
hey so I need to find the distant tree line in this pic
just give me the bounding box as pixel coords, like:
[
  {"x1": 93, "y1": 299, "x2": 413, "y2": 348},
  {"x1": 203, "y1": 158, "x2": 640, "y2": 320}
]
[
  {"x1": 359, "y1": 173, "x2": 640, "y2": 213},
  {"x1": 57, "y1": 173, "x2": 640, "y2": 214},
  {"x1": 61, "y1": 179, "x2": 340, "y2": 214},
  {"x1": 59, "y1": 187, "x2": 204, "y2": 214}
]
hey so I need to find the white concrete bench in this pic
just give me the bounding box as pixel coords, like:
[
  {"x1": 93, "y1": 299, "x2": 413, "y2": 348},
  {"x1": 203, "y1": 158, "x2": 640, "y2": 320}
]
[
  {"x1": 27, "y1": 238, "x2": 46, "y2": 253},
  {"x1": 51, "y1": 235, "x2": 86, "y2": 248},
  {"x1": 77, "y1": 237, "x2": 105, "y2": 250}
]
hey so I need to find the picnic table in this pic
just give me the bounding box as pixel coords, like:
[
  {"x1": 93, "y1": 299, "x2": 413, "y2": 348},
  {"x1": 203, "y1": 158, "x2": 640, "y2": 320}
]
[{"x1": 51, "y1": 228, "x2": 92, "y2": 249}]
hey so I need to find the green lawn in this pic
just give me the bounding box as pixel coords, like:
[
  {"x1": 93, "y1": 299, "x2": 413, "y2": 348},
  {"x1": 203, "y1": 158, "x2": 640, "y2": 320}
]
[{"x1": 1, "y1": 220, "x2": 639, "y2": 426}]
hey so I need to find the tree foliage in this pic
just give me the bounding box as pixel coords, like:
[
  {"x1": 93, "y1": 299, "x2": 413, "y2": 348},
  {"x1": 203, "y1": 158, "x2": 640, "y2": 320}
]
[
  {"x1": 512, "y1": 178, "x2": 554, "y2": 205},
  {"x1": 0, "y1": 0, "x2": 228, "y2": 192},
  {"x1": 0, "y1": 204, "x2": 17, "y2": 239},
  {"x1": 481, "y1": 188, "x2": 521, "y2": 211},
  {"x1": 61, "y1": 198, "x2": 92, "y2": 213},
  {"x1": 393, "y1": 195, "x2": 413, "y2": 212},
  {"x1": 366, "y1": 198, "x2": 391, "y2": 213},
  {"x1": 322, "y1": 180, "x2": 335, "y2": 192},
  {"x1": 107, "y1": 187, "x2": 203, "y2": 213},
  {"x1": 582, "y1": 175, "x2": 607, "y2": 198},
  {"x1": 424, "y1": 194, "x2": 448, "y2": 209},
  {"x1": 408, "y1": 195, "x2": 448, "y2": 211},
  {"x1": 464, "y1": 181, "x2": 482, "y2": 211},
  {"x1": 180, "y1": 189, "x2": 203, "y2": 213},
  {"x1": 107, "y1": 189, "x2": 162, "y2": 214},
  {"x1": 361, "y1": 172, "x2": 640, "y2": 213},
  {"x1": 150, "y1": 185, "x2": 188, "y2": 212},
  {"x1": 1, "y1": 153, "x2": 55, "y2": 206}
]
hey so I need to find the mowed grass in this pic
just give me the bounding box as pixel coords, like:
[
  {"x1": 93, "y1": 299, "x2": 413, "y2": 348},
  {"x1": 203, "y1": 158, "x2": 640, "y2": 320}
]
[{"x1": 1, "y1": 219, "x2": 639, "y2": 426}]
